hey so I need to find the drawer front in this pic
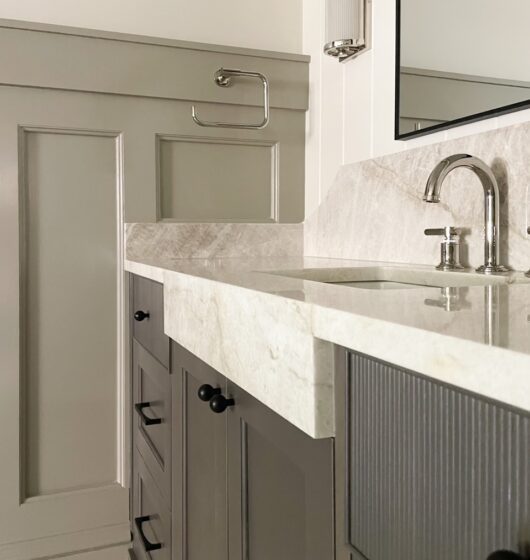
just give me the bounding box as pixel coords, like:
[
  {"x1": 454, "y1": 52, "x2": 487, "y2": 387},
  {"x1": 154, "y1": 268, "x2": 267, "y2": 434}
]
[
  {"x1": 132, "y1": 450, "x2": 171, "y2": 560},
  {"x1": 133, "y1": 340, "x2": 171, "y2": 505},
  {"x1": 336, "y1": 348, "x2": 530, "y2": 560},
  {"x1": 132, "y1": 275, "x2": 169, "y2": 368}
]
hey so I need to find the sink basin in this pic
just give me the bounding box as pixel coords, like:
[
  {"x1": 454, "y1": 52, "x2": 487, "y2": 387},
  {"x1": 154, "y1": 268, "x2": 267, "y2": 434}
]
[
  {"x1": 267, "y1": 266, "x2": 529, "y2": 289},
  {"x1": 330, "y1": 280, "x2": 435, "y2": 290}
]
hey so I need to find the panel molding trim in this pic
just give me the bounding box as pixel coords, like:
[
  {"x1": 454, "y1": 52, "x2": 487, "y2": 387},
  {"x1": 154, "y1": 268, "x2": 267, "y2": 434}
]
[
  {"x1": 0, "y1": 18, "x2": 310, "y2": 63},
  {"x1": 239, "y1": 419, "x2": 250, "y2": 560},
  {"x1": 0, "y1": 521, "x2": 130, "y2": 560},
  {"x1": 0, "y1": 19, "x2": 309, "y2": 111},
  {"x1": 18, "y1": 125, "x2": 127, "y2": 503},
  {"x1": 156, "y1": 134, "x2": 279, "y2": 223}
]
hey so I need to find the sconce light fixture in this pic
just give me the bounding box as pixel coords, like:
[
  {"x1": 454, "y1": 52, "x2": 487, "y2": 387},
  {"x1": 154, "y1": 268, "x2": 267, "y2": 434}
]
[{"x1": 324, "y1": 0, "x2": 369, "y2": 62}]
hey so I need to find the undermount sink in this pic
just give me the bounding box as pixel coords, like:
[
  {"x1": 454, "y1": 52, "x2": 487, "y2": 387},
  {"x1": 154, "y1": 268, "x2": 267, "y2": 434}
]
[{"x1": 267, "y1": 266, "x2": 529, "y2": 290}]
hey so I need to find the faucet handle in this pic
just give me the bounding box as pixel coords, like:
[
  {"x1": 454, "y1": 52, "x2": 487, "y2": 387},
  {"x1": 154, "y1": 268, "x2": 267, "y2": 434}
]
[
  {"x1": 425, "y1": 226, "x2": 464, "y2": 271},
  {"x1": 425, "y1": 226, "x2": 461, "y2": 239}
]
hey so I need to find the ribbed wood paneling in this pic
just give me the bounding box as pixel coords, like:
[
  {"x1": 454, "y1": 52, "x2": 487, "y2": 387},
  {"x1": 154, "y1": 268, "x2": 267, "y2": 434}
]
[{"x1": 347, "y1": 351, "x2": 530, "y2": 560}]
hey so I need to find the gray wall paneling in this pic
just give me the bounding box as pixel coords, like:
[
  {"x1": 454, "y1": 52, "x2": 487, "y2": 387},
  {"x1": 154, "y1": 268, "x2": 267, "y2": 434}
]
[{"x1": 0, "y1": 19, "x2": 308, "y2": 559}]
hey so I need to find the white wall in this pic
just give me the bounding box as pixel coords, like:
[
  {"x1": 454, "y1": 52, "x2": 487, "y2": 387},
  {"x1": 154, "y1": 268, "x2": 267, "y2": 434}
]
[
  {"x1": 0, "y1": 0, "x2": 303, "y2": 53},
  {"x1": 304, "y1": 0, "x2": 530, "y2": 216},
  {"x1": 402, "y1": 0, "x2": 530, "y2": 82}
]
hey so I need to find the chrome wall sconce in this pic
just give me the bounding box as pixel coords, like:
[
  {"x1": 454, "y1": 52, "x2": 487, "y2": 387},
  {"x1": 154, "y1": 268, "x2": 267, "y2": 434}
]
[{"x1": 324, "y1": 0, "x2": 371, "y2": 62}]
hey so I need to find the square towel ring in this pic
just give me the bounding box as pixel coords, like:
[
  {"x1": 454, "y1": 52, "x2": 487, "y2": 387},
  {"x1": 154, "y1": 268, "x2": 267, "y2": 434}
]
[{"x1": 191, "y1": 68, "x2": 270, "y2": 130}]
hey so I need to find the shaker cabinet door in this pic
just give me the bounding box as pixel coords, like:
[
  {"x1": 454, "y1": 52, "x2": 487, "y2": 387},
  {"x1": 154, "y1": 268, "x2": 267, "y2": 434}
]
[
  {"x1": 226, "y1": 381, "x2": 335, "y2": 560},
  {"x1": 170, "y1": 341, "x2": 335, "y2": 560},
  {"x1": 171, "y1": 342, "x2": 228, "y2": 560}
]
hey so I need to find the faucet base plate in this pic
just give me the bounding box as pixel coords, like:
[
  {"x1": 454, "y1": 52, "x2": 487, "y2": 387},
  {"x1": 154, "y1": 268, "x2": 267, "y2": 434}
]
[
  {"x1": 435, "y1": 263, "x2": 464, "y2": 272},
  {"x1": 476, "y1": 264, "x2": 510, "y2": 274}
]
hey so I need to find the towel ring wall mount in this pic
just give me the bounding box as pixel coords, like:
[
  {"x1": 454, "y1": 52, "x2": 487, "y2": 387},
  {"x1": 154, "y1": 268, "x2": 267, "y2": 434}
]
[{"x1": 191, "y1": 68, "x2": 270, "y2": 130}]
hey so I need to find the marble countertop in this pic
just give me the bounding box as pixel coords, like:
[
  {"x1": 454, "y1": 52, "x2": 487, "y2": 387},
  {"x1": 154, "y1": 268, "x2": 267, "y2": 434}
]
[{"x1": 125, "y1": 255, "x2": 530, "y2": 438}]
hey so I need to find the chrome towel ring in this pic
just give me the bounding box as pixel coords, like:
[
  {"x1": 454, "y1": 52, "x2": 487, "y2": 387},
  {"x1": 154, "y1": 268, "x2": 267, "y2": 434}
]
[{"x1": 191, "y1": 68, "x2": 270, "y2": 130}]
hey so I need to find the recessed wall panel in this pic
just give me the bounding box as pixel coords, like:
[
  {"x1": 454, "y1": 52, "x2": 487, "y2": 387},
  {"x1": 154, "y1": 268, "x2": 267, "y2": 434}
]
[
  {"x1": 158, "y1": 136, "x2": 277, "y2": 222},
  {"x1": 23, "y1": 130, "x2": 118, "y2": 497}
]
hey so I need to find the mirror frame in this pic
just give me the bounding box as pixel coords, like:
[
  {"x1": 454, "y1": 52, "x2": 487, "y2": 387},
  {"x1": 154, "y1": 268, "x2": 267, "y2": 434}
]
[{"x1": 394, "y1": 0, "x2": 530, "y2": 140}]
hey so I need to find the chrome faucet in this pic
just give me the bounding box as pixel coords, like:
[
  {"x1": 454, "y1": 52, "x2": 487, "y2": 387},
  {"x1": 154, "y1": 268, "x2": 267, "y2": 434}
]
[{"x1": 424, "y1": 154, "x2": 508, "y2": 274}]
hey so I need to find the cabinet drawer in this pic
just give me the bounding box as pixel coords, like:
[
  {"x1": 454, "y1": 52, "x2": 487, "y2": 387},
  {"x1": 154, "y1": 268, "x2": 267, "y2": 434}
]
[
  {"x1": 133, "y1": 340, "x2": 171, "y2": 505},
  {"x1": 132, "y1": 450, "x2": 171, "y2": 560},
  {"x1": 132, "y1": 275, "x2": 169, "y2": 368}
]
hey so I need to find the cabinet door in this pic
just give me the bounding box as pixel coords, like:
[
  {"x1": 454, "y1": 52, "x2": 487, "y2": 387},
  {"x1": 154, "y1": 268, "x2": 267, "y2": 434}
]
[
  {"x1": 335, "y1": 348, "x2": 530, "y2": 560},
  {"x1": 171, "y1": 343, "x2": 228, "y2": 560},
  {"x1": 226, "y1": 381, "x2": 335, "y2": 560}
]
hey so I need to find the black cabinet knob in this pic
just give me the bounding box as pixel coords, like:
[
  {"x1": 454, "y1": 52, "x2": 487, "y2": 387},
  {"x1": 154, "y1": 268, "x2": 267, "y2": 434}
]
[
  {"x1": 198, "y1": 384, "x2": 221, "y2": 402},
  {"x1": 487, "y1": 551, "x2": 525, "y2": 560},
  {"x1": 134, "y1": 310, "x2": 150, "y2": 322},
  {"x1": 209, "y1": 394, "x2": 235, "y2": 414}
]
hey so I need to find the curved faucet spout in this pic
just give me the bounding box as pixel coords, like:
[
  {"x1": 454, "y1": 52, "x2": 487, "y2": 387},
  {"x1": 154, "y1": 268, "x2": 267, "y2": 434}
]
[{"x1": 423, "y1": 154, "x2": 508, "y2": 274}]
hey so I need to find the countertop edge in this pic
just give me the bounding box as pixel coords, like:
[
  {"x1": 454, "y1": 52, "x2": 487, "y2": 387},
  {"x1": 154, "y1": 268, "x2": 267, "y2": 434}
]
[{"x1": 125, "y1": 258, "x2": 530, "y2": 437}]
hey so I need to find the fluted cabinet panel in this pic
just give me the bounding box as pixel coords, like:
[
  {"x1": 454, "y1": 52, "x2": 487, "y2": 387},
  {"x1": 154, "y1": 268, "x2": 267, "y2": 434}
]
[{"x1": 337, "y1": 349, "x2": 530, "y2": 560}]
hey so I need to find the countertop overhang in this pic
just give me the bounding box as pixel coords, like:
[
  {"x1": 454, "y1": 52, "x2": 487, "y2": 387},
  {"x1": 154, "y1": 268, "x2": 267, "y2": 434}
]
[{"x1": 125, "y1": 255, "x2": 530, "y2": 438}]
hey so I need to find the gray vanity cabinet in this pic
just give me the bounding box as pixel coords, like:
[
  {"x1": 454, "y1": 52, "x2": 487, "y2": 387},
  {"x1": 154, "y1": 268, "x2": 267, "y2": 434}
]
[
  {"x1": 335, "y1": 348, "x2": 530, "y2": 560},
  {"x1": 132, "y1": 275, "x2": 334, "y2": 560},
  {"x1": 226, "y1": 380, "x2": 335, "y2": 560}
]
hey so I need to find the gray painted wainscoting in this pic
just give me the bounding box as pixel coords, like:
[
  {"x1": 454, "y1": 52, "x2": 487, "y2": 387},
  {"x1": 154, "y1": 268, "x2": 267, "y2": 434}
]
[{"x1": 0, "y1": 19, "x2": 308, "y2": 560}]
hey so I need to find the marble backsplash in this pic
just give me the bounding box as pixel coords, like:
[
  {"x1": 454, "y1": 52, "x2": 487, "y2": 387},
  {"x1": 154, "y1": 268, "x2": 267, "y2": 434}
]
[
  {"x1": 305, "y1": 122, "x2": 530, "y2": 271},
  {"x1": 126, "y1": 222, "x2": 303, "y2": 260}
]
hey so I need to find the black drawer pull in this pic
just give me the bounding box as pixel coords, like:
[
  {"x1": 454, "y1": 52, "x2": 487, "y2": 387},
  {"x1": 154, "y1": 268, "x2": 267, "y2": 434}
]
[
  {"x1": 198, "y1": 384, "x2": 221, "y2": 402},
  {"x1": 134, "y1": 515, "x2": 162, "y2": 552},
  {"x1": 134, "y1": 402, "x2": 162, "y2": 426},
  {"x1": 134, "y1": 310, "x2": 150, "y2": 322},
  {"x1": 210, "y1": 394, "x2": 235, "y2": 414}
]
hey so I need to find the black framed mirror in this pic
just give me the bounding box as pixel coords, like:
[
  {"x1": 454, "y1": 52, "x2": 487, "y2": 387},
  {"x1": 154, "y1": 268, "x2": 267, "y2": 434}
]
[{"x1": 395, "y1": 0, "x2": 530, "y2": 140}]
